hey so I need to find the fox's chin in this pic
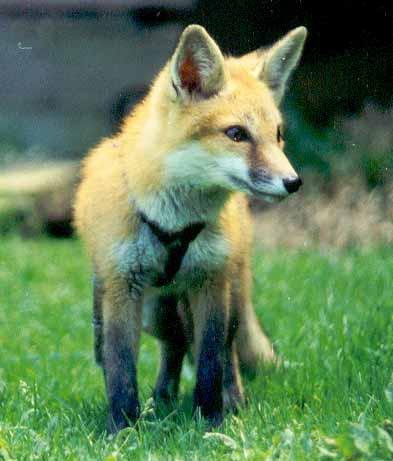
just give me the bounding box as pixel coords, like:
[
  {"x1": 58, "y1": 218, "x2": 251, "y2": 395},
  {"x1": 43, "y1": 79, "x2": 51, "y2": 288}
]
[
  {"x1": 227, "y1": 175, "x2": 287, "y2": 203},
  {"x1": 251, "y1": 190, "x2": 286, "y2": 203}
]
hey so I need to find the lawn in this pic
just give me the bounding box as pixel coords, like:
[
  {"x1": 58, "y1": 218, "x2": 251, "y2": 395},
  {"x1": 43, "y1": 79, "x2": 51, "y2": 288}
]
[{"x1": 0, "y1": 236, "x2": 392, "y2": 460}]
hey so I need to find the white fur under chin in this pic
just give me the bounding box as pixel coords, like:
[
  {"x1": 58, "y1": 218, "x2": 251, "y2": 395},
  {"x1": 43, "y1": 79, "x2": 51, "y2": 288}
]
[
  {"x1": 136, "y1": 142, "x2": 247, "y2": 230},
  {"x1": 136, "y1": 141, "x2": 289, "y2": 229},
  {"x1": 135, "y1": 185, "x2": 230, "y2": 231}
]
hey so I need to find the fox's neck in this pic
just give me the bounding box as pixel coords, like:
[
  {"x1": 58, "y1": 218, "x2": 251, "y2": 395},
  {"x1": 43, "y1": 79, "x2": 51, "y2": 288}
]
[
  {"x1": 134, "y1": 185, "x2": 230, "y2": 231},
  {"x1": 121, "y1": 89, "x2": 233, "y2": 231}
]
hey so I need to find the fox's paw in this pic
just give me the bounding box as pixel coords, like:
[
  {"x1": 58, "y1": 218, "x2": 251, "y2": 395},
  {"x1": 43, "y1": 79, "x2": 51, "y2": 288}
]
[{"x1": 223, "y1": 384, "x2": 245, "y2": 414}]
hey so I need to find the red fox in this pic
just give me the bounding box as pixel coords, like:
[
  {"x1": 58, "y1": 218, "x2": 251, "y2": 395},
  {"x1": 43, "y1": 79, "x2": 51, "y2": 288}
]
[{"x1": 74, "y1": 24, "x2": 307, "y2": 433}]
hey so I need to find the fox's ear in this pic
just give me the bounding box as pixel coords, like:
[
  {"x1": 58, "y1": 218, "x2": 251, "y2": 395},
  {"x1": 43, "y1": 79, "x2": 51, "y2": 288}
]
[
  {"x1": 170, "y1": 25, "x2": 226, "y2": 101},
  {"x1": 253, "y1": 27, "x2": 307, "y2": 103}
]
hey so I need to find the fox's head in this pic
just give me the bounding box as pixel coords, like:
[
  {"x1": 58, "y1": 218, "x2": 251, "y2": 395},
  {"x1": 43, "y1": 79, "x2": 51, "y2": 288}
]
[{"x1": 137, "y1": 25, "x2": 307, "y2": 202}]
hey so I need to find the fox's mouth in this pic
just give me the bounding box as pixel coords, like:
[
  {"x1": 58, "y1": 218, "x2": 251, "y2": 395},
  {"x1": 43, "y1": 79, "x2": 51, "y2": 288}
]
[{"x1": 228, "y1": 175, "x2": 287, "y2": 202}]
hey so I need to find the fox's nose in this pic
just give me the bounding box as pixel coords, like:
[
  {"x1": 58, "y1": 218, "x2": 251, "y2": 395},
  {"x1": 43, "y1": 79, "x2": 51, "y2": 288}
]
[{"x1": 283, "y1": 177, "x2": 303, "y2": 194}]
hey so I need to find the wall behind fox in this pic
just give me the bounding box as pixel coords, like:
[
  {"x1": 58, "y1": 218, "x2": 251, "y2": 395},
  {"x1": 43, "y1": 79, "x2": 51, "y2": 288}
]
[{"x1": 0, "y1": 0, "x2": 391, "y2": 160}]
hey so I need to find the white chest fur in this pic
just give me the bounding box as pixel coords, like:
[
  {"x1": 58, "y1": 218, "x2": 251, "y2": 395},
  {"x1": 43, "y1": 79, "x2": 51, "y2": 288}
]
[
  {"x1": 178, "y1": 226, "x2": 229, "y2": 282},
  {"x1": 112, "y1": 222, "x2": 229, "y2": 295},
  {"x1": 111, "y1": 178, "x2": 232, "y2": 299}
]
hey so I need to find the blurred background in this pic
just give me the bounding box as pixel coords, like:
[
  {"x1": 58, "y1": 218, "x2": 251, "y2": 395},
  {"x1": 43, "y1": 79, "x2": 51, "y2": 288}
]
[{"x1": 0, "y1": 0, "x2": 392, "y2": 246}]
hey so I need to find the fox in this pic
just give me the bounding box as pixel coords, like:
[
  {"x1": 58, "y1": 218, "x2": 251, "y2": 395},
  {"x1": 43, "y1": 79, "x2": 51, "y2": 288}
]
[{"x1": 74, "y1": 24, "x2": 307, "y2": 433}]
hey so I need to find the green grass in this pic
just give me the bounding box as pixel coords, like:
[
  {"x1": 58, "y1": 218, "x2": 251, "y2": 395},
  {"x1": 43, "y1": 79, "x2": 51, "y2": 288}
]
[{"x1": 1, "y1": 237, "x2": 393, "y2": 460}]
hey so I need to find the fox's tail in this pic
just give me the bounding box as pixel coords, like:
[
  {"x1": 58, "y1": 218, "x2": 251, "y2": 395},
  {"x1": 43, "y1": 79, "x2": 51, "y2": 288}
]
[{"x1": 235, "y1": 302, "x2": 277, "y2": 377}]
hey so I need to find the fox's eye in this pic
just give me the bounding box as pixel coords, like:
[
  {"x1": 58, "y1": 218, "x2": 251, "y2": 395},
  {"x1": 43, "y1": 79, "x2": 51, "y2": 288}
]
[
  {"x1": 225, "y1": 126, "x2": 250, "y2": 143},
  {"x1": 277, "y1": 125, "x2": 284, "y2": 143}
]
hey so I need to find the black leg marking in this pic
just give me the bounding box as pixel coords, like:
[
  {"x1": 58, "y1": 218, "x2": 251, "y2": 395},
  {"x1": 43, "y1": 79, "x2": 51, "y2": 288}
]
[
  {"x1": 104, "y1": 325, "x2": 140, "y2": 433},
  {"x1": 193, "y1": 312, "x2": 225, "y2": 426},
  {"x1": 93, "y1": 277, "x2": 104, "y2": 366}
]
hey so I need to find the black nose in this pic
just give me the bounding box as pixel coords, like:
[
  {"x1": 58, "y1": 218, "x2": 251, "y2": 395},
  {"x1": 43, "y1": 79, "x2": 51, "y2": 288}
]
[{"x1": 283, "y1": 177, "x2": 303, "y2": 194}]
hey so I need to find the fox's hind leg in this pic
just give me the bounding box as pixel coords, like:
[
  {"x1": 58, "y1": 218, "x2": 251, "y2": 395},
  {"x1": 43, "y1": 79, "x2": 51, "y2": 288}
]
[
  {"x1": 234, "y1": 261, "x2": 276, "y2": 377},
  {"x1": 223, "y1": 309, "x2": 244, "y2": 413},
  {"x1": 152, "y1": 295, "x2": 188, "y2": 404},
  {"x1": 223, "y1": 345, "x2": 244, "y2": 413}
]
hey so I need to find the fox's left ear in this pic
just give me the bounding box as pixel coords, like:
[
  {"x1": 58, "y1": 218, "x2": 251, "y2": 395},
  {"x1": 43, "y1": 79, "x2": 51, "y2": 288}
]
[
  {"x1": 170, "y1": 25, "x2": 226, "y2": 102},
  {"x1": 254, "y1": 27, "x2": 307, "y2": 103}
]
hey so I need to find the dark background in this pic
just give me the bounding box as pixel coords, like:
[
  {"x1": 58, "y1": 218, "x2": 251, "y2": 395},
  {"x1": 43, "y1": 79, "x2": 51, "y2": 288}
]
[
  {"x1": 0, "y1": 0, "x2": 391, "y2": 158},
  {"x1": 194, "y1": 0, "x2": 392, "y2": 124}
]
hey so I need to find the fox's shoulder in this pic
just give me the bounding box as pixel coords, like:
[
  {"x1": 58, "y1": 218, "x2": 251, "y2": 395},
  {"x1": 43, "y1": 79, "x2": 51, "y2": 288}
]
[
  {"x1": 220, "y1": 192, "x2": 253, "y2": 257},
  {"x1": 74, "y1": 137, "x2": 138, "y2": 263}
]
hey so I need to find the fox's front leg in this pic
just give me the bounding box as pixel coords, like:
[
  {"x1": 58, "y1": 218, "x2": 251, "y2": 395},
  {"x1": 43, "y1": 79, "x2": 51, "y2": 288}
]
[
  {"x1": 101, "y1": 279, "x2": 142, "y2": 434},
  {"x1": 93, "y1": 274, "x2": 104, "y2": 366},
  {"x1": 192, "y1": 279, "x2": 228, "y2": 427}
]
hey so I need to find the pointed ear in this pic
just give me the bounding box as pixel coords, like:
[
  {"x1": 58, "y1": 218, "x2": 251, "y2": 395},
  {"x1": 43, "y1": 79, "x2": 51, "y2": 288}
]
[
  {"x1": 170, "y1": 25, "x2": 226, "y2": 101},
  {"x1": 255, "y1": 27, "x2": 307, "y2": 103}
]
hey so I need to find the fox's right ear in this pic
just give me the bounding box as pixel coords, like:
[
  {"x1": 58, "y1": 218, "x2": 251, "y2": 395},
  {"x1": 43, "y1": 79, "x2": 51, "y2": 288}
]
[
  {"x1": 170, "y1": 25, "x2": 226, "y2": 102},
  {"x1": 240, "y1": 27, "x2": 307, "y2": 104}
]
